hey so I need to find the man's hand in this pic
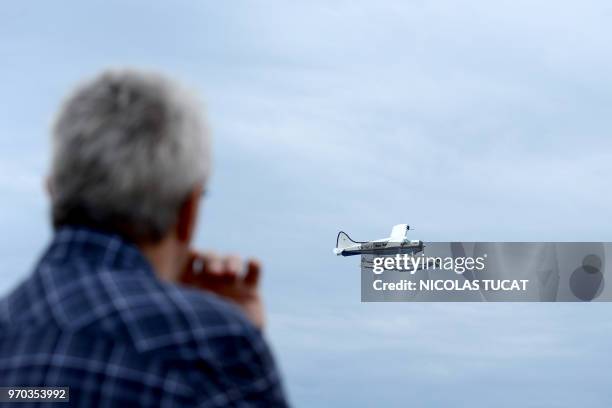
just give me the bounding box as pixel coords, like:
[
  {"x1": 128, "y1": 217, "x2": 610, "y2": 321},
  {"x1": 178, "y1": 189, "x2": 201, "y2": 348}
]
[{"x1": 180, "y1": 251, "x2": 265, "y2": 329}]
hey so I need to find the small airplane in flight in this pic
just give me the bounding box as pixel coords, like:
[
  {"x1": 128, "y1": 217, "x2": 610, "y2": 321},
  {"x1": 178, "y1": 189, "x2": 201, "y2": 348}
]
[{"x1": 333, "y1": 224, "x2": 424, "y2": 256}]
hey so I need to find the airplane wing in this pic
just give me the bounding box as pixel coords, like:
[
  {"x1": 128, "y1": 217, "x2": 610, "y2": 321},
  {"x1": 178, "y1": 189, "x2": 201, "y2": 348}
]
[{"x1": 389, "y1": 224, "x2": 409, "y2": 242}]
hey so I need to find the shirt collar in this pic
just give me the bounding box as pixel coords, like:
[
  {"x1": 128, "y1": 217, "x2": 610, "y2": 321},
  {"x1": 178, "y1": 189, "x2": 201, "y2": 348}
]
[{"x1": 44, "y1": 225, "x2": 156, "y2": 278}]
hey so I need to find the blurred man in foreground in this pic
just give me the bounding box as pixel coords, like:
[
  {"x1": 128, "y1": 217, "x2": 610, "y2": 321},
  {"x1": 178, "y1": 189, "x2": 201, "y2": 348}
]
[{"x1": 0, "y1": 70, "x2": 288, "y2": 407}]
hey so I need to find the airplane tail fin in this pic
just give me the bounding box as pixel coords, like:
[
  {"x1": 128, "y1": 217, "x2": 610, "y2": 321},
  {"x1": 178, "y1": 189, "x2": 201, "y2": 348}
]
[{"x1": 334, "y1": 231, "x2": 357, "y2": 254}]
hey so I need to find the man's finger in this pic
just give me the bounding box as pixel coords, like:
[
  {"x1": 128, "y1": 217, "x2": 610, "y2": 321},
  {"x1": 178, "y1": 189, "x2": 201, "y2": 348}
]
[
  {"x1": 202, "y1": 252, "x2": 223, "y2": 275},
  {"x1": 223, "y1": 255, "x2": 243, "y2": 276},
  {"x1": 244, "y1": 259, "x2": 261, "y2": 286},
  {"x1": 188, "y1": 251, "x2": 218, "y2": 273}
]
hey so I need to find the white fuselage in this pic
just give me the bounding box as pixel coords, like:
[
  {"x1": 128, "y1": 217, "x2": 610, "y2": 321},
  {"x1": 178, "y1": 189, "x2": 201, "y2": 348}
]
[{"x1": 335, "y1": 239, "x2": 423, "y2": 256}]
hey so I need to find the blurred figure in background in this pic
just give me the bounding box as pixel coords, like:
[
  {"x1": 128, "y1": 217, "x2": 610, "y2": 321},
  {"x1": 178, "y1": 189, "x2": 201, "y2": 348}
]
[{"x1": 0, "y1": 69, "x2": 288, "y2": 407}]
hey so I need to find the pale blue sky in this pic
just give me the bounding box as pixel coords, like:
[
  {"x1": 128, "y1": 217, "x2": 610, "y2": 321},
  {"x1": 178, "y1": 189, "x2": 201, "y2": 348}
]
[{"x1": 1, "y1": 1, "x2": 612, "y2": 406}]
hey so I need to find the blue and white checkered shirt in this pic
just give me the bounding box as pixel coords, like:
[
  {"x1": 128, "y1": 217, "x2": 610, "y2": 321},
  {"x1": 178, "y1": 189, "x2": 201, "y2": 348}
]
[{"x1": 0, "y1": 227, "x2": 288, "y2": 407}]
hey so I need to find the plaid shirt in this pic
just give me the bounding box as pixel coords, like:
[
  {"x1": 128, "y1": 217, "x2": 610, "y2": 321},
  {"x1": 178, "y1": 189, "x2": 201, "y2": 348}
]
[{"x1": 0, "y1": 227, "x2": 288, "y2": 407}]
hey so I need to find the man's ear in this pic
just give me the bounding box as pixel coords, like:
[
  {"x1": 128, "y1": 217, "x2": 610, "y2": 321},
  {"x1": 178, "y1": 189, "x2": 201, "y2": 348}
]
[{"x1": 175, "y1": 186, "x2": 203, "y2": 244}]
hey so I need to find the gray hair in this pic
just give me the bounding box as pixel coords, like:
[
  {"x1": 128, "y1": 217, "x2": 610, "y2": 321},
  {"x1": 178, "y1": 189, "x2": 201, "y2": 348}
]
[{"x1": 50, "y1": 69, "x2": 210, "y2": 243}]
